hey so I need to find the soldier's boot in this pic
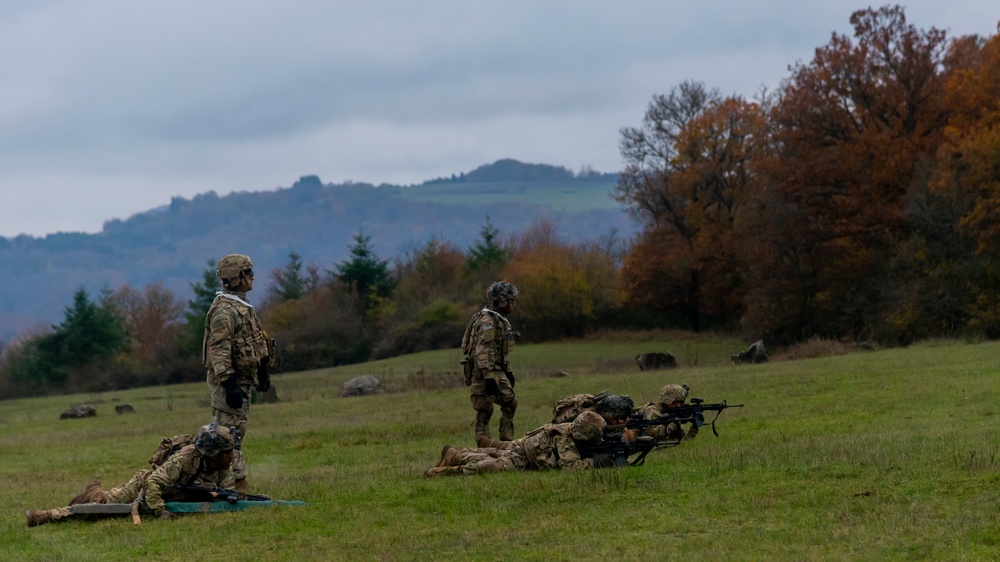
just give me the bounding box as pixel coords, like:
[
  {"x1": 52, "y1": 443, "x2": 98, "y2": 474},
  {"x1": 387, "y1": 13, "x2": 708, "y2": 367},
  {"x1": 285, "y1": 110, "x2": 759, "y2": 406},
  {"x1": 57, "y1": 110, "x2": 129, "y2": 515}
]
[
  {"x1": 69, "y1": 480, "x2": 108, "y2": 505},
  {"x1": 498, "y1": 415, "x2": 515, "y2": 442},
  {"x1": 26, "y1": 510, "x2": 53, "y2": 527},
  {"x1": 424, "y1": 466, "x2": 459, "y2": 478},
  {"x1": 234, "y1": 478, "x2": 250, "y2": 493},
  {"x1": 436, "y1": 445, "x2": 456, "y2": 467},
  {"x1": 441, "y1": 447, "x2": 464, "y2": 467},
  {"x1": 473, "y1": 407, "x2": 493, "y2": 443},
  {"x1": 478, "y1": 435, "x2": 509, "y2": 449}
]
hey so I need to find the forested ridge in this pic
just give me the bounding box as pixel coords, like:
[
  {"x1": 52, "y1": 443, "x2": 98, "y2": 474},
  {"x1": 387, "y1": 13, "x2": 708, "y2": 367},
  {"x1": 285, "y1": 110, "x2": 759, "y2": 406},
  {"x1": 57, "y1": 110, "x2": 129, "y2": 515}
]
[{"x1": 3, "y1": 6, "x2": 999, "y2": 399}]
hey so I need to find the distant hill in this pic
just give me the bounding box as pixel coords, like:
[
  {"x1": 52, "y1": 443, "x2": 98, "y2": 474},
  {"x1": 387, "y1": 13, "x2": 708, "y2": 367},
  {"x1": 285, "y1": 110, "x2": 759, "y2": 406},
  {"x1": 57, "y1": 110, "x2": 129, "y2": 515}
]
[{"x1": 0, "y1": 160, "x2": 635, "y2": 343}]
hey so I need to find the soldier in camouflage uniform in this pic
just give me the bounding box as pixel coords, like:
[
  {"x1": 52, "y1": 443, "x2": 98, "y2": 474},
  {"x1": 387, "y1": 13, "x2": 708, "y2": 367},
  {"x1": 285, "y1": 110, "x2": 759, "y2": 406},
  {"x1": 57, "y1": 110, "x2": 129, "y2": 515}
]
[
  {"x1": 478, "y1": 392, "x2": 634, "y2": 449},
  {"x1": 425, "y1": 411, "x2": 614, "y2": 477},
  {"x1": 26, "y1": 424, "x2": 236, "y2": 527},
  {"x1": 625, "y1": 383, "x2": 699, "y2": 442},
  {"x1": 203, "y1": 253, "x2": 274, "y2": 492},
  {"x1": 461, "y1": 281, "x2": 519, "y2": 441}
]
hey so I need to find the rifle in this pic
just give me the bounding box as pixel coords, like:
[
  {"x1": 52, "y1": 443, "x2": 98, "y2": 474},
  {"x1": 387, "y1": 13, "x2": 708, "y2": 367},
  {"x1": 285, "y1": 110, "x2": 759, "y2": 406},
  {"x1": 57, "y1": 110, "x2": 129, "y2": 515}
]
[
  {"x1": 580, "y1": 398, "x2": 743, "y2": 466},
  {"x1": 177, "y1": 484, "x2": 272, "y2": 503}
]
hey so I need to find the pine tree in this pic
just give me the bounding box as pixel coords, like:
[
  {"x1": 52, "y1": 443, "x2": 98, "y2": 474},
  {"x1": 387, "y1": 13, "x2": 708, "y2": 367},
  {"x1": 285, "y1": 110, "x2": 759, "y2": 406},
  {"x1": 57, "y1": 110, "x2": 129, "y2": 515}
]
[
  {"x1": 467, "y1": 215, "x2": 512, "y2": 272},
  {"x1": 334, "y1": 230, "x2": 394, "y2": 311}
]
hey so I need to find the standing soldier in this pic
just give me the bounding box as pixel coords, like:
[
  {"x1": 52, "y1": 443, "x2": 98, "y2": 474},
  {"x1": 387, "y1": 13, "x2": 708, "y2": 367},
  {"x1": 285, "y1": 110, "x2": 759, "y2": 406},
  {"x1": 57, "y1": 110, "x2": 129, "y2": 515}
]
[
  {"x1": 461, "y1": 281, "x2": 519, "y2": 442},
  {"x1": 203, "y1": 254, "x2": 274, "y2": 492}
]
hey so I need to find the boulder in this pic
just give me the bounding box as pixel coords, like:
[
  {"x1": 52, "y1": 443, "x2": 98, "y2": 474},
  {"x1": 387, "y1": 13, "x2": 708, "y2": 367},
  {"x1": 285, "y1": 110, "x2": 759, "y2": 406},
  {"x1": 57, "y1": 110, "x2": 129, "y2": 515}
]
[
  {"x1": 60, "y1": 404, "x2": 96, "y2": 419},
  {"x1": 635, "y1": 352, "x2": 678, "y2": 371},
  {"x1": 339, "y1": 375, "x2": 383, "y2": 397},
  {"x1": 114, "y1": 404, "x2": 135, "y2": 414},
  {"x1": 732, "y1": 339, "x2": 768, "y2": 364}
]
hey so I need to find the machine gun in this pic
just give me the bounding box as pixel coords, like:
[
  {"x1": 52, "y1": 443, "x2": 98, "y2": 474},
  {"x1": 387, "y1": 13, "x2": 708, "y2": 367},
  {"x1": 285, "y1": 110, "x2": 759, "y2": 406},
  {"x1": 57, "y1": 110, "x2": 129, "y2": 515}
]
[
  {"x1": 579, "y1": 398, "x2": 743, "y2": 466},
  {"x1": 177, "y1": 484, "x2": 273, "y2": 503}
]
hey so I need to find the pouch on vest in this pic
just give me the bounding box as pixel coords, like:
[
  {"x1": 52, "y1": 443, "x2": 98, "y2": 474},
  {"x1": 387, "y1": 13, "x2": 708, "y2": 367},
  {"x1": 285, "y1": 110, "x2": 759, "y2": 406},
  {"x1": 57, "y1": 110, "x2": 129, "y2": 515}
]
[{"x1": 461, "y1": 357, "x2": 473, "y2": 386}]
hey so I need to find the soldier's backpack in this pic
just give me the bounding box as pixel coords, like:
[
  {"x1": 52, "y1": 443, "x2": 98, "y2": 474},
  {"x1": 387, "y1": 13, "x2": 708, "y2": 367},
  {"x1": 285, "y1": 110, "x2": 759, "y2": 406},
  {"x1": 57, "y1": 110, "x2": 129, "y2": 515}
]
[
  {"x1": 550, "y1": 391, "x2": 611, "y2": 423},
  {"x1": 459, "y1": 310, "x2": 486, "y2": 386},
  {"x1": 148, "y1": 434, "x2": 193, "y2": 467}
]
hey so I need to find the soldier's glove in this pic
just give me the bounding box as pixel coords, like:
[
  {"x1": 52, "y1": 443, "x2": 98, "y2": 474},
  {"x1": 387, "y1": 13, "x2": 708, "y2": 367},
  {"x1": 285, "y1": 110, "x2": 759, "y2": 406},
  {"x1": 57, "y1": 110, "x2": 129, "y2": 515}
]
[
  {"x1": 221, "y1": 375, "x2": 244, "y2": 409},
  {"x1": 156, "y1": 509, "x2": 175, "y2": 520},
  {"x1": 592, "y1": 454, "x2": 617, "y2": 468},
  {"x1": 505, "y1": 371, "x2": 516, "y2": 388}
]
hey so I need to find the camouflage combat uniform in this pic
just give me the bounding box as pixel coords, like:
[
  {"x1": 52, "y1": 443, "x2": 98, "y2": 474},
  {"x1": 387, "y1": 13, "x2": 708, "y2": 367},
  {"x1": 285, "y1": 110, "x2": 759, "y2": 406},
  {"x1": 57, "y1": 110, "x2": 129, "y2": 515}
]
[
  {"x1": 28, "y1": 444, "x2": 234, "y2": 525},
  {"x1": 462, "y1": 306, "x2": 517, "y2": 441},
  {"x1": 628, "y1": 402, "x2": 698, "y2": 441},
  {"x1": 550, "y1": 392, "x2": 634, "y2": 424},
  {"x1": 431, "y1": 422, "x2": 598, "y2": 476},
  {"x1": 203, "y1": 288, "x2": 269, "y2": 481}
]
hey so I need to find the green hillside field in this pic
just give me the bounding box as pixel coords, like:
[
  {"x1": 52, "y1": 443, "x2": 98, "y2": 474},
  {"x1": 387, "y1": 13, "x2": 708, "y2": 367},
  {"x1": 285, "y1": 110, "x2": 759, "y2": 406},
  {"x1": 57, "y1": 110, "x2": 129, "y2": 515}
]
[
  {"x1": 400, "y1": 178, "x2": 621, "y2": 214},
  {"x1": 3, "y1": 332, "x2": 998, "y2": 561}
]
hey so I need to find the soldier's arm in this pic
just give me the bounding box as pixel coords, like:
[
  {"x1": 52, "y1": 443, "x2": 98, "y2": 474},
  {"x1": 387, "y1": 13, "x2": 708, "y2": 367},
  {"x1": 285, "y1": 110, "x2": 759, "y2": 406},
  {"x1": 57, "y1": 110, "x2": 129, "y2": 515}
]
[
  {"x1": 554, "y1": 435, "x2": 596, "y2": 471},
  {"x1": 143, "y1": 458, "x2": 186, "y2": 514},
  {"x1": 206, "y1": 307, "x2": 238, "y2": 378},
  {"x1": 473, "y1": 317, "x2": 500, "y2": 371}
]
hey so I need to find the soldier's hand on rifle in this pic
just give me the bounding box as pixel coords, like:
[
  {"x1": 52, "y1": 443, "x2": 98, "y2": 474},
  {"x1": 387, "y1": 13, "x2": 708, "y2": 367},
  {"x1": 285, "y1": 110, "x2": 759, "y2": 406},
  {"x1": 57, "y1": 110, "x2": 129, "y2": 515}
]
[
  {"x1": 505, "y1": 371, "x2": 516, "y2": 388},
  {"x1": 221, "y1": 375, "x2": 244, "y2": 409}
]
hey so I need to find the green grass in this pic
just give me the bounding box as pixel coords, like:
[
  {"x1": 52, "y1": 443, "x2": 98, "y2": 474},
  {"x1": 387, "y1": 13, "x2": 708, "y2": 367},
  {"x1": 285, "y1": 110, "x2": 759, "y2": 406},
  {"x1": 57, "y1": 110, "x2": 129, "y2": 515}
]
[{"x1": 3, "y1": 334, "x2": 1000, "y2": 561}]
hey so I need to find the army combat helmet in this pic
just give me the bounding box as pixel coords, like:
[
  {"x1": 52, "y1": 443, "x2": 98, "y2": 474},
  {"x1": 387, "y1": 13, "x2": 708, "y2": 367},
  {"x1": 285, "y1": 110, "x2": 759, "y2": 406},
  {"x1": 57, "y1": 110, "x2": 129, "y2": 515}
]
[
  {"x1": 487, "y1": 281, "x2": 519, "y2": 309},
  {"x1": 216, "y1": 254, "x2": 254, "y2": 289},
  {"x1": 571, "y1": 410, "x2": 607, "y2": 443},
  {"x1": 595, "y1": 394, "x2": 634, "y2": 423},
  {"x1": 659, "y1": 383, "x2": 690, "y2": 406},
  {"x1": 194, "y1": 422, "x2": 236, "y2": 457}
]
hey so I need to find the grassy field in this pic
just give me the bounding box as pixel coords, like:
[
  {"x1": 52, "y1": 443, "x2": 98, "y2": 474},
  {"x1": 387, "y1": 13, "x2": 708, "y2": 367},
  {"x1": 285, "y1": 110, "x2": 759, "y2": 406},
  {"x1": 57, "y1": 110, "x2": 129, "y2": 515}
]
[{"x1": 3, "y1": 333, "x2": 999, "y2": 561}]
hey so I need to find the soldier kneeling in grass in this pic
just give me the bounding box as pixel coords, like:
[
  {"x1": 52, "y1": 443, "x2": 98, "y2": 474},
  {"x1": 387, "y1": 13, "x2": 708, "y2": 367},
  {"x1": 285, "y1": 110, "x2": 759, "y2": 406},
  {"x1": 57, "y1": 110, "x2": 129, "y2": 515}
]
[
  {"x1": 26, "y1": 423, "x2": 236, "y2": 527},
  {"x1": 425, "y1": 411, "x2": 615, "y2": 477}
]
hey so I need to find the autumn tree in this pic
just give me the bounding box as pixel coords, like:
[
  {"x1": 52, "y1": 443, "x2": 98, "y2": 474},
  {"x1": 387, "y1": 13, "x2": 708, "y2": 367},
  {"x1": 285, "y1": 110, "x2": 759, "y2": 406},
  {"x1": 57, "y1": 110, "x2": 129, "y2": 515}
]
[
  {"x1": 374, "y1": 237, "x2": 470, "y2": 357},
  {"x1": 763, "y1": 5, "x2": 953, "y2": 341},
  {"x1": 929, "y1": 28, "x2": 1000, "y2": 336},
  {"x1": 504, "y1": 220, "x2": 624, "y2": 339},
  {"x1": 103, "y1": 283, "x2": 185, "y2": 384},
  {"x1": 616, "y1": 82, "x2": 764, "y2": 330}
]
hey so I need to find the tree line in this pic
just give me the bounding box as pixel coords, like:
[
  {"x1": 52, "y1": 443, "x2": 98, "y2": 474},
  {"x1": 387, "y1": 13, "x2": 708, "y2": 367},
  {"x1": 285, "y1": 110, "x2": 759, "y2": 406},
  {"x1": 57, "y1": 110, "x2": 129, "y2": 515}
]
[
  {"x1": 2, "y1": 5, "x2": 998, "y2": 398},
  {"x1": 0, "y1": 217, "x2": 624, "y2": 398},
  {"x1": 615, "y1": 5, "x2": 1000, "y2": 345}
]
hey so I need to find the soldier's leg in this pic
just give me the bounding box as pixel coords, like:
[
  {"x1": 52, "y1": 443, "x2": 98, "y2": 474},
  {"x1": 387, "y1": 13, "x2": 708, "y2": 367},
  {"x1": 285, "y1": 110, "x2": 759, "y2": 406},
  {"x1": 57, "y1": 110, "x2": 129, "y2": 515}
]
[
  {"x1": 26, "y1": 506, "x2": 72, "y2": 527},
  {"x1": 496, "y1": 378, "x2": 518, "y2": 441},
  {"x1": 211, "y1": 384, "x2": 250, "y2": 486},
  {"x1": 470, "y1": 393, "x2": 495, "y2": 440},
  {"x1": 470, "y1": 453, "x2": 518, "y2": 475}
]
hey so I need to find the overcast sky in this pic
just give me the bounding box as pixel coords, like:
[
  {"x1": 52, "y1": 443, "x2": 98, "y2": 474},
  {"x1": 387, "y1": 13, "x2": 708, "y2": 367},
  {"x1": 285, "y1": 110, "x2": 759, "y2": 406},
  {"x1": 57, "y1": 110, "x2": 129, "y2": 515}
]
[{"x1": 1, "y1": 1, "x2": 996, "y2": 238}]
